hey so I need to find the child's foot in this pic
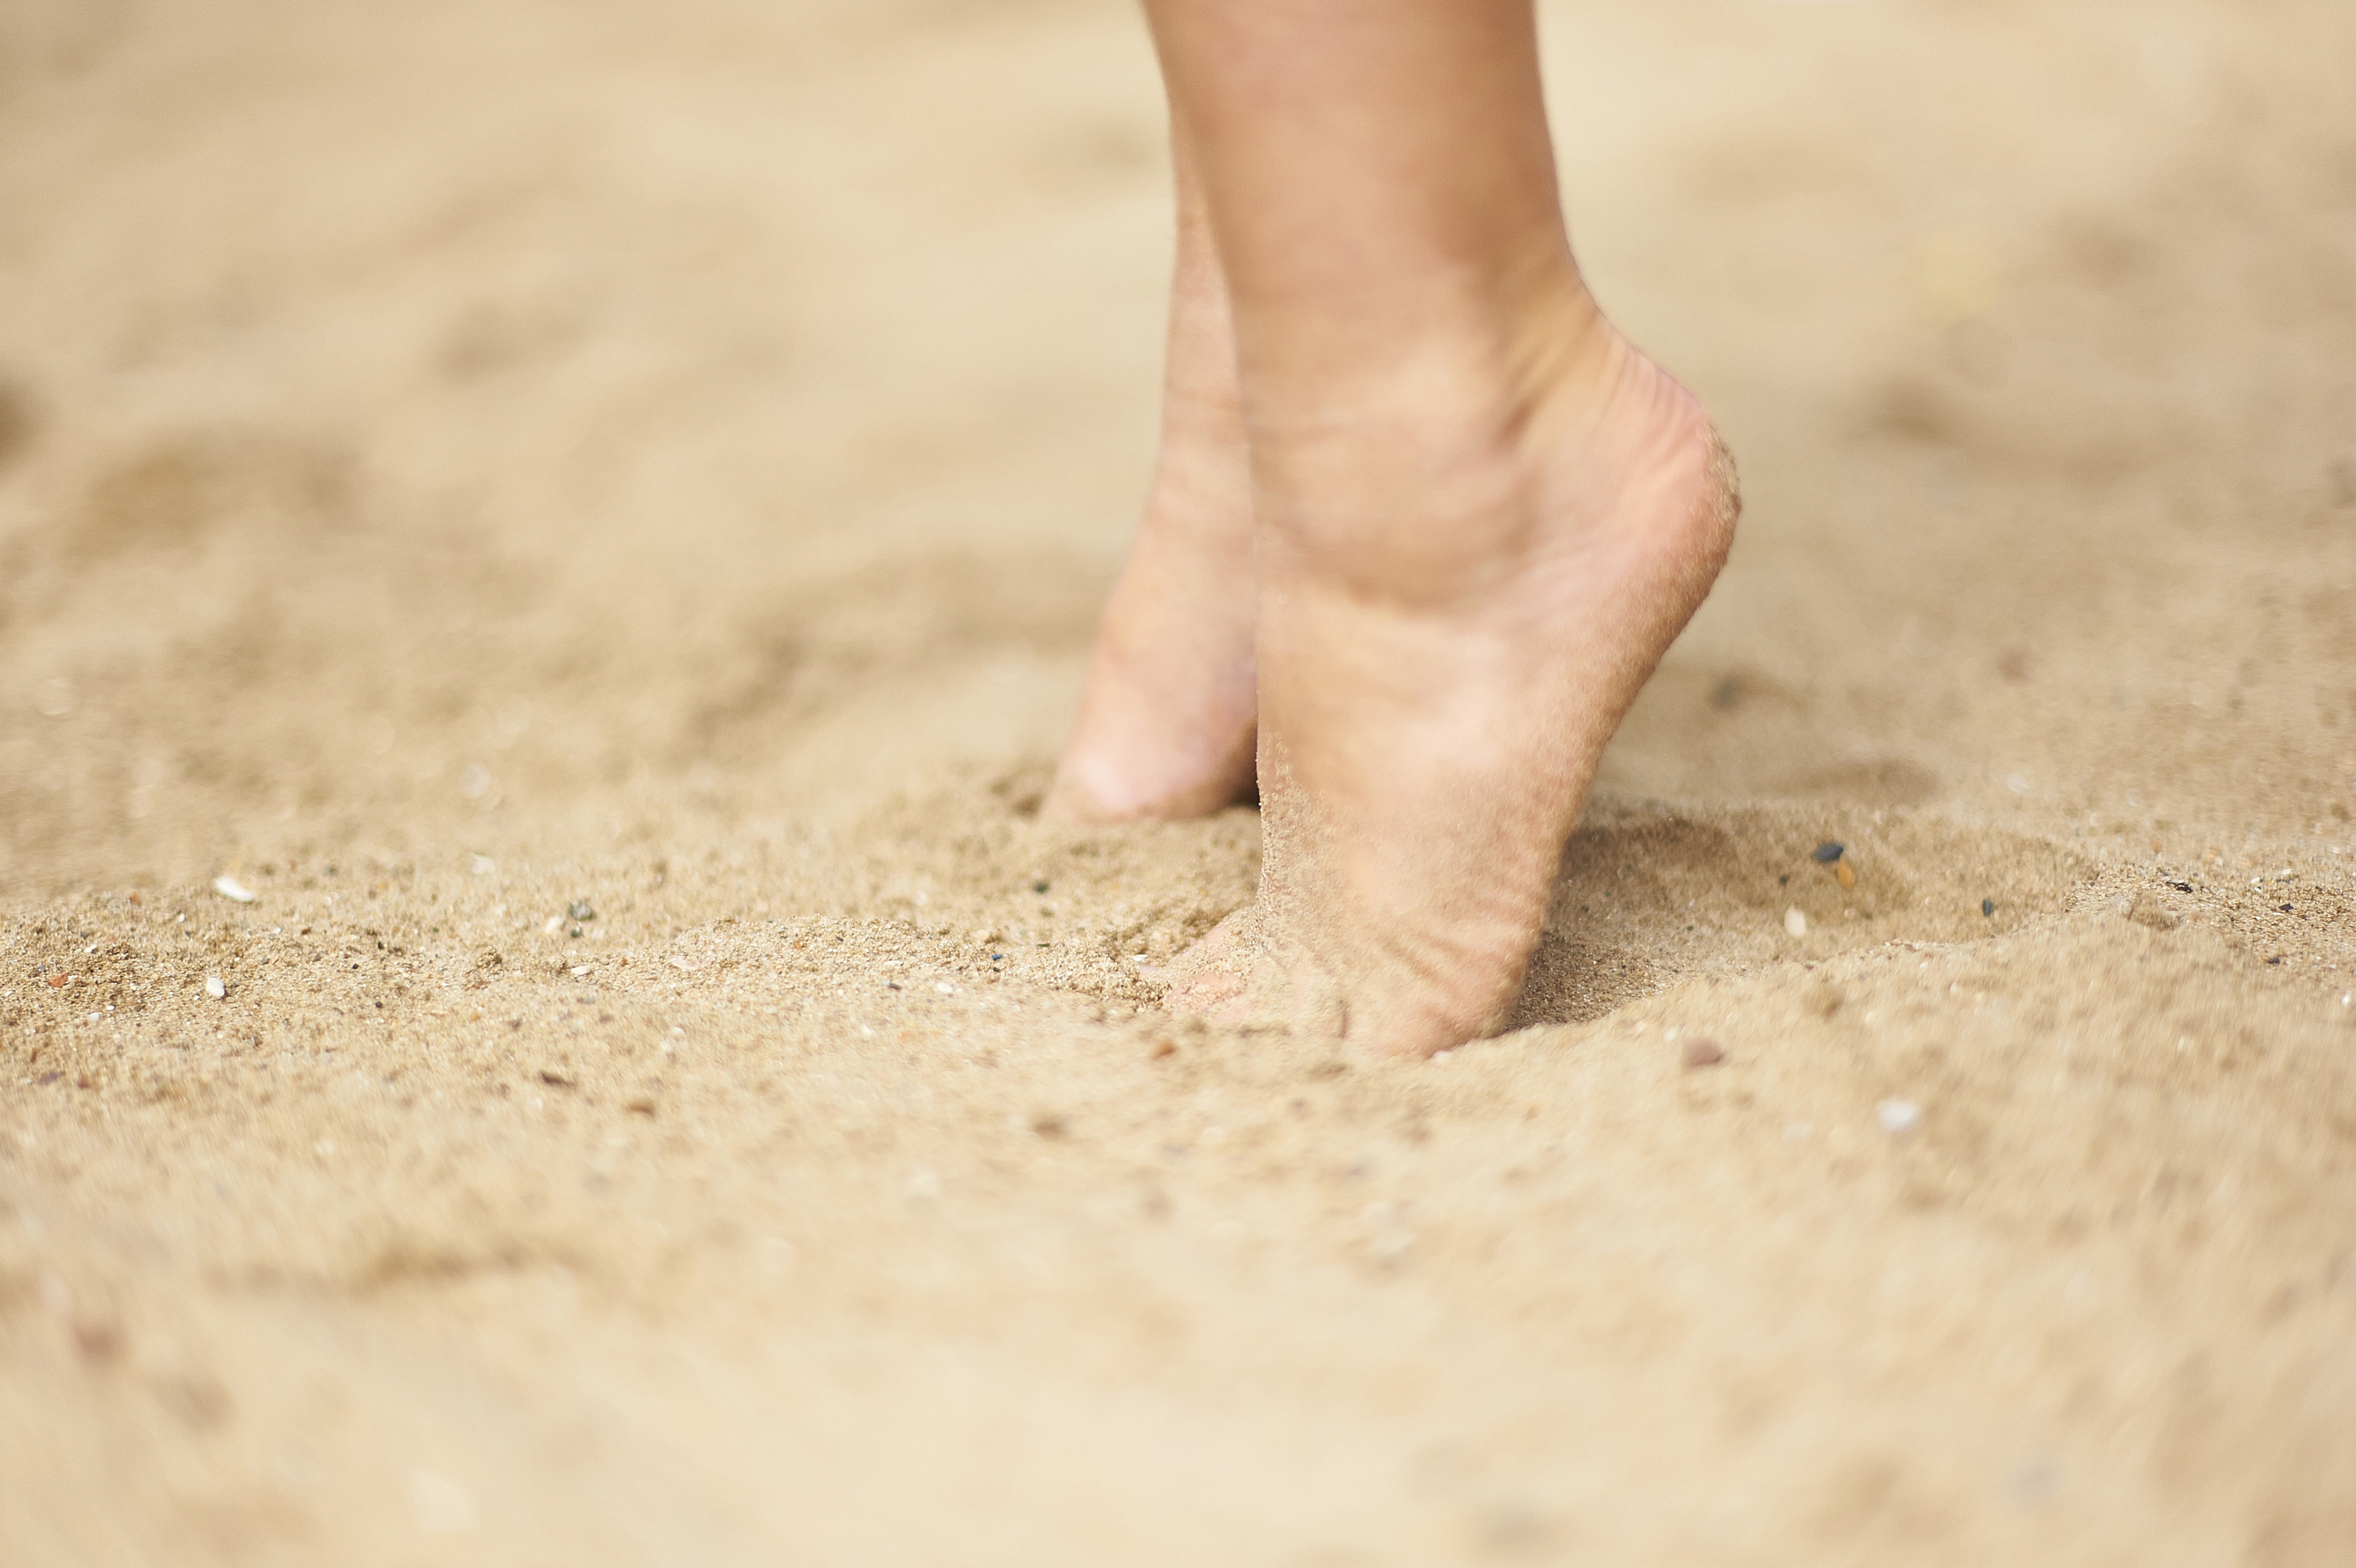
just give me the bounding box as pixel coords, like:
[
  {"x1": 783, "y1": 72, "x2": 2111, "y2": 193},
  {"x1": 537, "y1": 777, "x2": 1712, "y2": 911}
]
[{"x1": 1165, "y1": 298, "x2": 1738, "y2": 1054}]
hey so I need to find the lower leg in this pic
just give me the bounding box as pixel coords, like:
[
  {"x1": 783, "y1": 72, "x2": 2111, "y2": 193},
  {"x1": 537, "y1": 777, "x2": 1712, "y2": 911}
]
[
  {"x1": 1148, "y1": 0, "x2": 1738, "y2": 1052},
  {"x1": 1045, "y1": 123, "x2": 1259, "y2": 823}
]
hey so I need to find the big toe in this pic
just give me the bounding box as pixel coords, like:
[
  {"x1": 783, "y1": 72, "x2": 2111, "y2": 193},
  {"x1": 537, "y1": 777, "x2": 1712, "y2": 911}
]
[
  {"x1": 1163, "y1": 914, "x2": 1346, "y2": 1039},
  {"x1": 1159, "y1": 912, "x2": 1247, "y2": 1008}
]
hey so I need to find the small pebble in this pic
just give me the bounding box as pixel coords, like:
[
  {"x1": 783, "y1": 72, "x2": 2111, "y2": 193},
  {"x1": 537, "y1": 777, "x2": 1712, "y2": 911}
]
[
  {"x1": 670, "y1": 955, "x2": 702, "y2": 972},
  {"x1": 470, "y1": 855, "x2": 497, "y2": 876},
  {"x1": 406, "y1": 1470, "x2": 476, "y2": 1534},
  {"x1": 203, "y1": 976, "x2": 227, "y2": 1000},
  {"x1": 568, "y1": 899, "x2": 595, "y2": 923},
  {"x1": 1680, "y1": 1037, "x2": 1726, "y2": 1070},
  {"x1": 1783, "y1": 907, "x2": 1808, "y2": 938},
  {"x1": 1834, "y1": 861, "x2": 1857, "y2": 889},
  {"x1": 1877, "y1": 1099, "x2": 1922, "y2": 1136},
  {"x1": 34, "y1": 677, "x2": 80, "y2": 717},
  {"x1": 1812, "y1": 841, "x2": 1845, "y2": 864},
  {"x1": 543, "y1": 915, "x2": 565, "y2": 935},
  {"x1": 212, "y1": 875, "x2": 256, "y2": 904},
  {"x1": 1982, "y1": 898, "x2": 1996, "y2": 917},
  {"x1": 568, "y1": 964, "x2": 592, "y2": 978}
]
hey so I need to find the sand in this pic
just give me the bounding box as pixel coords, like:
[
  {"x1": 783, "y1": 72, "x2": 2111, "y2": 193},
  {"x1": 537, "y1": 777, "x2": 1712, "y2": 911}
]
[{"x1": 4, "y1": 0, "x2": 2354, "y2": 1560}]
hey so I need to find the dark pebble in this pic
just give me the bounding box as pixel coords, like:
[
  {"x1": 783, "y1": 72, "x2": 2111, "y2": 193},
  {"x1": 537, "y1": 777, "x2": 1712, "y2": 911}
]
[
  {"x1": 73, "y1": 1320, "x2": 123, "y2": 1364},
  {"x1": 568, "y1": 899, "x2": 595, "y2": 922},
  {"x1": 1812, "y1": 841, "x2": 1846, "y2": 864},
  {"x1": 2169, "y1": 881, "x2": 2193, "y2": 892},
  {"x1": 1033, "y1": 881, "x2": 1051, "y2": 895},
  {"x1": 1982, "y1": 899, "x2": 1996, "y2": 917}
]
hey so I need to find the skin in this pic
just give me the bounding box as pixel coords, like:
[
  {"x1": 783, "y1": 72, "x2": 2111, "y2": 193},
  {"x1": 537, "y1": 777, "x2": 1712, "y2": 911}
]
[
  {"x1": 1053, "y1": 0, "x2": 1738, "y2": 1056},
  {"x1": 1043, "y1": 125, "x2": 1259, "y2": 823}
]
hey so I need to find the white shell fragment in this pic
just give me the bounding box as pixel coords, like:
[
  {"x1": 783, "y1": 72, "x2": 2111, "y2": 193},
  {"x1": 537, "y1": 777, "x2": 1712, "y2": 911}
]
[
  {"x1": 1783, "y1": 907, "x2": 1808, "y2": 938},
  {"x1": 1877, "y1": 1099, "x2": 1922, "y2": 1136},
  {"x1": 204, "y1": 976, "x2": 227, "y2": 1000},
  {"x1": 213, "y1": 875, "x2": 256, "y2": 903}
]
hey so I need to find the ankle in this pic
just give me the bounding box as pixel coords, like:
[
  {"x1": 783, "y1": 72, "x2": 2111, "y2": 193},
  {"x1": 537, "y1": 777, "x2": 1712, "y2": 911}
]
[
  {"x1": 1250, "y1": 252, "x2": 1599, "y2": 406},
  {"x1": 1242, "y1": 279, "x2": 1631, "y2": 583}
]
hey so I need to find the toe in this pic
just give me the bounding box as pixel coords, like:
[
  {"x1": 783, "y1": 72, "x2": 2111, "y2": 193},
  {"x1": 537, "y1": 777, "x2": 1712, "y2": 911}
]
[
  {"x1": 1163, "y1": 912, "x2": 1347, "y2": 1040},
  {"x1": 1160, "y1": 911, "x2": 1247, "y2": 1010}
]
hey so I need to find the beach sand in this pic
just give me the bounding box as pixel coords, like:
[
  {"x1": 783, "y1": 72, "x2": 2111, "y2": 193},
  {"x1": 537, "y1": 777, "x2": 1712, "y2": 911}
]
[{"x1": 4, "y1": 0, "x2": 2354, "y2": 1560}]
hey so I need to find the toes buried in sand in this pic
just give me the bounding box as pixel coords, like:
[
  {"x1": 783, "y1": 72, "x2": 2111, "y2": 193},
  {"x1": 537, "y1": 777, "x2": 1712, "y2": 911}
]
[{"x1": 1164, "y1": 915, "x2": 1348, "y2": 1040}]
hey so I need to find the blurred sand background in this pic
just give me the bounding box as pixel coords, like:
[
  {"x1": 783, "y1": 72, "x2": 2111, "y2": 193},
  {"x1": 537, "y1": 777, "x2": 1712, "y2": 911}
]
[{"x1": 4, "y1": 0, "x2": 2355, "y2": 1561}]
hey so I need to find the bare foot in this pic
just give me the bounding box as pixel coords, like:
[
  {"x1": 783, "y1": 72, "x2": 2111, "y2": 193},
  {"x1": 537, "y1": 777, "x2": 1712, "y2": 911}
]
[
  {"x1": 1165, "y1": 300, "x2": 1738, "y2": 1054},
  {"x1": 1044, "y1": 146, "x2": 1259, "y2": 825},
  {"x1": 1043, "y1": 369, "x2": 1258, "y2": 823}
]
